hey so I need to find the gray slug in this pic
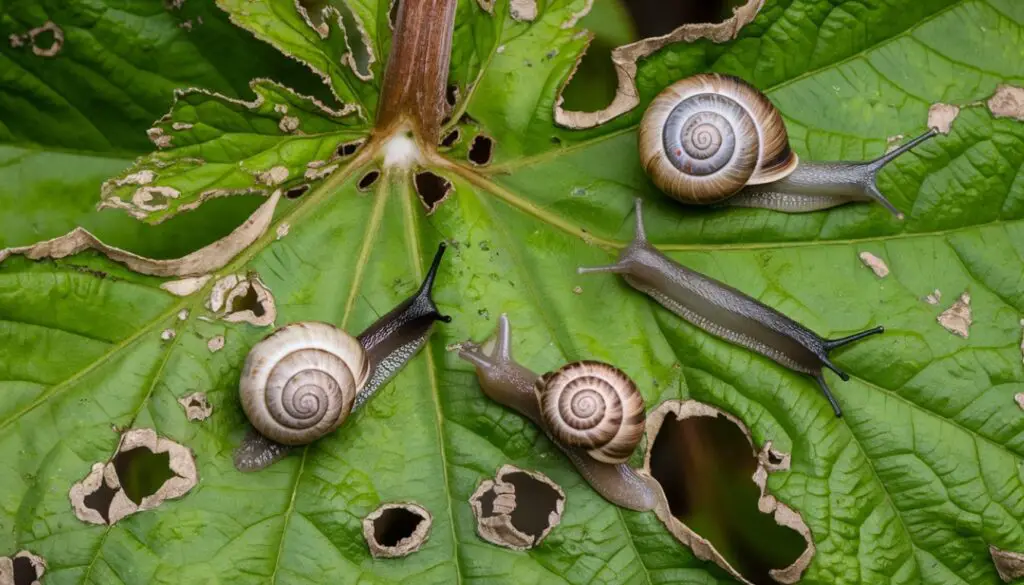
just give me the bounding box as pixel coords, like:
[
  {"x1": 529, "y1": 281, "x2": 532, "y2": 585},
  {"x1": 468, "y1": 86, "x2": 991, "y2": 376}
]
[
  {"x1": 234, "y1": 243, "x2": 451, "y2": 472},
  {"x1": 578, "y1": 200, "x2": 883, "y2": 417},
  {"x1": 640, "y1": 73, "x2": 937, "y2": 218},
  {"x1": 459, "y1": 314, "x2": 663, "y2": 511}
]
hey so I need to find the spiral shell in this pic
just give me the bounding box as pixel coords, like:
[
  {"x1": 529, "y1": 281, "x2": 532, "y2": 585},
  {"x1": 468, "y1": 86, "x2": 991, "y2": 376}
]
[
  {"x1": 535, "y1": 361, "x2": 645, "y2": 464},
  {"x1": 240, "y1": 322, "x2": 370, "y2": 446},
  {"x1": 639, "y1": 73, "x2": 798, "y2": 204}
]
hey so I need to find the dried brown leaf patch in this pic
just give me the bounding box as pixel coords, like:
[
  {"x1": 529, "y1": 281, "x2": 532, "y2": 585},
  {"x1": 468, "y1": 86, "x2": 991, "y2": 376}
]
[{"x1": 0, "y1": 192, "x2": 280, "y2": 277}]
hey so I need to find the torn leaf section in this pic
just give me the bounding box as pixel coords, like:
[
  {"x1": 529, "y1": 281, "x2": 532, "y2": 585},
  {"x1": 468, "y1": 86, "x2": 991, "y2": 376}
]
[
  {"x1": 363, "y1": 503, "x2": 432, "y2": 558},
  {"x1": 334, "y1": 1, "x2": 376, "y2": 81},
  {"x1": 991, "y1": 545, "x2": 1024, "y2": 583},
  {"x1": 206, "y1": 273, "x2": 277, "y2": 326},
  {"x1": 0, "y1": 192, "x2": 279, "y2": 277},
  {"x1": 554, "y1": 0, "x2": 764, "y2": 128},
  {"x1": 100, "y1": 80, "x2": 365, "y2": 224},
  {"x1": 0, "y1": 550, "x2": 46, "y2": 585},
  {"x1": 643, "y1": 400, "x2": 813, "y2": 585},
  {"x1": 178, "y1": 392, "x2": 213, "y2": 421},
  {"x1": 470, "y1": 465, "x2": 565, "y2": 551},
  {"x1": 69, "y1": 429, "x2": 198, "y2": 525},
  {"x1": 219, "y1": 0, "x2": 378, "y2": 114}
]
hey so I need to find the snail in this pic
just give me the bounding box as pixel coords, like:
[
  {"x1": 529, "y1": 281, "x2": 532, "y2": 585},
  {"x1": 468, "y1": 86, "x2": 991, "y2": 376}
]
[
  {"x1": 639, "y1": 73, "x2": 937, "y2": 218},
  {"x1": 234, "y1": 243, "x2": 451, "y2": 472},
  {"x1": 459, "y1": 314, "x2": 662, "y2": 511},
  {"x1": 579, "y1": 199, "x2": 883, "y2": 417}
]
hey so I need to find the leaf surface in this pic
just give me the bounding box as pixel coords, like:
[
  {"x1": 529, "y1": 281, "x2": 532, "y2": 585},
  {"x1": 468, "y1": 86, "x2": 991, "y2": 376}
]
[{"x1": 2, "y1": 1, "x2": 1024, "y2": 584}]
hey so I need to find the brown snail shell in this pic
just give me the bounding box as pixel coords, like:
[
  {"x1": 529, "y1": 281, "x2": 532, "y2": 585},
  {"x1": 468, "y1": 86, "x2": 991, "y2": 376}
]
[
  {"x1": 239, "y1": 322, "x2": 370, "y2": 446},
  {"x1": 535, "y1": 360, "x2": 645, "y2": 464},
  {"x1": 638, "y1": 73, "x2": 798, "y2": 204}
]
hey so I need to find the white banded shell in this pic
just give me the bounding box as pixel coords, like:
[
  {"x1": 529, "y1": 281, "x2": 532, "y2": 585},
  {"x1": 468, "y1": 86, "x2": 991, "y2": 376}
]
[
  {"x1": 639, "y1": 73, "x2": 798, "y2": 204},
  {"x1": 535, "y1": 361, "x2": 645, "y2": 464},
  {"x1": 239, "y1": 322, "x2": 370, "y2": 446}
]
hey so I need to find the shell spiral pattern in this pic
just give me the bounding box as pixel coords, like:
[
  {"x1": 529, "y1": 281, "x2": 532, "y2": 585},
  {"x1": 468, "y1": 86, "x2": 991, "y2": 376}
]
[
  {"x1": 639, "y1": 73, "x2": 798, "y2": 204},
  {"x1": 536, "y1": 361, "x2": 645, "y2": 464},
  {"x1": 240, "y1": 322, "x2": 370, "y2": 446}
]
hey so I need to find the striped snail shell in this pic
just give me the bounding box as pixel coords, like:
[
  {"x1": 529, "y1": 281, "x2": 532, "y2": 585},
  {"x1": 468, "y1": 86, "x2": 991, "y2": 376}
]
[
  {"x1": 535, "y1": 361, "x2": 645, "y2": 464},
  {"x1": 639, "y1": 73, "x2": 798, "y2": 204},
  {"x1": 239, "y1": 322, "x2": 370, "y2": 446}
]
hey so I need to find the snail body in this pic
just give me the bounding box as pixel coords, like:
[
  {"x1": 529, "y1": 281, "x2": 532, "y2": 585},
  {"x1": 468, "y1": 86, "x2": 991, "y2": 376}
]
[
  {"x1": 579, "y1": 199, "x2": 883, "y2": 417},
  {"x1": 234, "y1": 244, "x2": 451, "y2": 472},
  {"x1": 640, "y1": 73, "x2": 937, "y2": 218},
  {"x1": 459, "y1": 315, "x2": 661, "y2": 511}
]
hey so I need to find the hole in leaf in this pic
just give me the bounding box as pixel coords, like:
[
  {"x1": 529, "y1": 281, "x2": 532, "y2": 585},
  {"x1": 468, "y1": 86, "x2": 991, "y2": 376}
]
[
  {"x1": 363, "y1": 503, "x2": 432, "y2": 558},
  {"x1": 113, "y1": 447, "x2": 176, "y2": 505},
  {"x1": 82, "y1": 480, "x2": 118, "y2": 524},
  {"x1": 550, "y1": 136, "x2": 562, "y2": 146},
  {"x1": 649, "y1": 412, "x2": 806, "y2": 584},
  {"x1": 414, "y1": 171, "x2": 452, "y2": 211},
  {"x1": 335, "y1": 2, "x2": 372, "y2": 78},
  {"x1": 446, "y1": 84, "x2": 459, "y2": 107},
  {"x1": 470, "y1": 465, "x2": 565, "y2": 550},
  {"x1": 32, "y1": 28, "x2": 55, "y2": 51},
  {"x1": 12, "y1": 556, "x2": 38, "y2": 585},
  {"x1": 767, "y1": 451, "x2": 783, "y2": 466},
  {"x1": 230, "y1": 284, "x2": 266, "y2": 317},
  {"x1": 440, "y1": 129, "x2": 460, "y2": 148},
  {"x1": 468, "y1": 135, "x2": 493, "y2": 166},
  {"x1": 503, "y1": 472, "x2": 561, "y2": 539},
  {"x1": 285, "y1": 184, "x2": 309, "y2": 199},
  {"x1": 358, "y1": 170, "x2": 380, "y2": 191},
  {"x1": 373, "y1": 507, "x2": 425, "y2": 547},
  {"x1": 388, "y1": 0, "x2": 399, "y2": 29},
  {"x1": 337, "y1": 141, "x2": 362, "y2": 158}
]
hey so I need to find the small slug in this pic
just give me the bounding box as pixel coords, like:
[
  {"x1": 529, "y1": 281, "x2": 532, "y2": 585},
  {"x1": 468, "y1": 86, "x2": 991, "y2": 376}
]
[
  {"x1": 578, "y1": 200, "x2": 883, "y2": 417},
  {"x1": 459, "y1": 314, "x2": 662, "y2": 511},
  {"x1": 639, "y1": 73, "x2": 937, "y2": 218},
  {"x1": 234, "y1": 244, "x2": 451, "y2": 471}
]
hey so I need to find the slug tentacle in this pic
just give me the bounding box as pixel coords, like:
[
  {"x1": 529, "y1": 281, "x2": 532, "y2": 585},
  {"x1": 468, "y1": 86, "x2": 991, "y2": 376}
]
[
  {"x1": 579, "y1": 199, "x2": 884, "y2": 417},
  {"x1": 459, "y1": 314, "x2": 663, "y2": 511}
]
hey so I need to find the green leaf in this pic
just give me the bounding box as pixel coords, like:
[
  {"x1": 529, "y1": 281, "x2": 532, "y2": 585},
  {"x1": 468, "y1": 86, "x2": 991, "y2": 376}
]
[
  {"x1": 3, "y1": 1, "x2": 1024, "y2": 584},
  {"x1": 0, "y1": 0, "x2": 328, "y2": 253}
]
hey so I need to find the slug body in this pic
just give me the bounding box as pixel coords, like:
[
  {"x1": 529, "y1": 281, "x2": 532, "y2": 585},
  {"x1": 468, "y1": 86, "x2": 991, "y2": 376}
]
[
  {"x1": 640, "y1": 73, "x2": 937, "y2": 218},
  {"x1": 579, "y1": 200, "x2": 883, "y2": 417},
  {"x1": 459, "y1": 315, "x2": 662, "y2": 512},
  {"x1": 234, "y1": 244, "x2": 451, "y2": 472}
]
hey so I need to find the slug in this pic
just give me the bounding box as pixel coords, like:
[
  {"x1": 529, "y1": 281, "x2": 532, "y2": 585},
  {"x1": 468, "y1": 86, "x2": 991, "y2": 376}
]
[{"x1": 578, "y1": 200, "x2": 883, "y2": 417}]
